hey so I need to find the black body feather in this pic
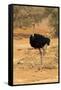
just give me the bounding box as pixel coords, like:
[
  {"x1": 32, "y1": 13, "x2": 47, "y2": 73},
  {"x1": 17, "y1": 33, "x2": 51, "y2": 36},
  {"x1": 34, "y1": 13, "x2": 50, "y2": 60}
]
[{"x1": 30, "y1": 34, "x2": 50, "y2": 49}]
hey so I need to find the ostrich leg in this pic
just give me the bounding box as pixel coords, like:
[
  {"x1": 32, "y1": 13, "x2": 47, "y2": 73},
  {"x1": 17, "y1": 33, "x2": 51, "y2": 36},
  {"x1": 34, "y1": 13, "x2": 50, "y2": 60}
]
[
  {"x1": 39, "y1": 48, "x2": 43, "y2": 71},
  {"x1": 39, "y1": 48, "x2": 43, "y2": 66}
]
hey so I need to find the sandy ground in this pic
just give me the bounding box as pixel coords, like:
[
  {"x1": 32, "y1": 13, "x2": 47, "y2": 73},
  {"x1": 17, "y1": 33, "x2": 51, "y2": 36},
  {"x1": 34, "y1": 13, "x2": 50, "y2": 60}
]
[{"x1": 13, "y1": 36, "x2": 58, "y2": 85}]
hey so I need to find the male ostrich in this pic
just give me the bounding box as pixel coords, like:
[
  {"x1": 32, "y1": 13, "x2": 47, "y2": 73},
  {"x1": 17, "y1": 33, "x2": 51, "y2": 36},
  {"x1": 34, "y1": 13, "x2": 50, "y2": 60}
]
[{"x1": 29, "y1": 24, "x2": 50, "y2": 68}]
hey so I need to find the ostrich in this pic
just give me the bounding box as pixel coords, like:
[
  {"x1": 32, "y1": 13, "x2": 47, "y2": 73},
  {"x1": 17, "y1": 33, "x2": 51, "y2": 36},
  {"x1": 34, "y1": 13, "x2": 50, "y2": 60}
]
[{"x1": 29, "y1": 23, "x2": 50, "y2": 69}]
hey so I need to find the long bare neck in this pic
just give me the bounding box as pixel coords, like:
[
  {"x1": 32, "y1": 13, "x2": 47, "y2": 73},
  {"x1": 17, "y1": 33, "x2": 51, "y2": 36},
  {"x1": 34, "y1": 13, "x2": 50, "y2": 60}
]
[{"x1": 32, "y1": 23, "x2": 35, "y2": 36}]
